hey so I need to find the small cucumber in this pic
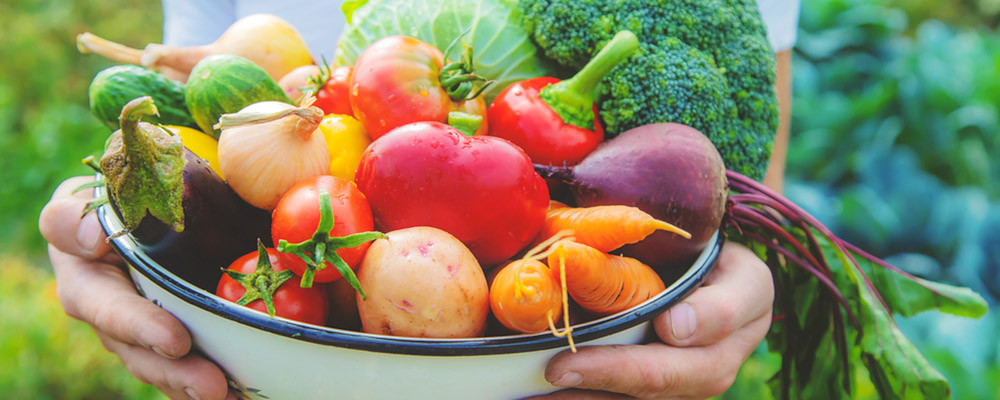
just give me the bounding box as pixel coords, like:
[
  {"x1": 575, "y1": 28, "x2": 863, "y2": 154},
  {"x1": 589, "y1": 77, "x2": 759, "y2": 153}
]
[
  {"x1": 185, "y1": 55, "x2": 293, "y2": 139},
  {"x1": 88, "y1": 65, "x2": 197, "y2": 130}
]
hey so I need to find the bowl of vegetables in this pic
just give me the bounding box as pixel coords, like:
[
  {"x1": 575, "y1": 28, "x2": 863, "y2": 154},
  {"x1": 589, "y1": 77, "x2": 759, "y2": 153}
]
[
  {"x1": 89, "y1": 59, "x2": 731, "y2": 398},
  {"x1": 83, "y1": 1, "x2": 735, "y2": 397},
  {"x1": 97, "y1": 184, "x2": 722, "y2": 400}
]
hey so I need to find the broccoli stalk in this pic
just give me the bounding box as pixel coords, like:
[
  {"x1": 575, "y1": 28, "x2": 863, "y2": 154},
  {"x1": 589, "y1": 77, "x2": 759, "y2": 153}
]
[{"x1": 538, "y1": 30, "x2": 637, "y2": 130}]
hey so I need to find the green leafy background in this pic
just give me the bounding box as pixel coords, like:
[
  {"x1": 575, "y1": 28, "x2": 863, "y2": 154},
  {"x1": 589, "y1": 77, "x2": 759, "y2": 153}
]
[{"x1": 0, "y1": 0, "x2": 996, "y2": 398}]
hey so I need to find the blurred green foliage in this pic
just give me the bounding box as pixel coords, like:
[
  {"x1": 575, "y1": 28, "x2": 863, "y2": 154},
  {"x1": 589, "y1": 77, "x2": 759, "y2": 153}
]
[
  {"x1": 0, "y1": 256, "x2": 165, "y2": 399},
  {"x1": 0, "y1": 0, "x2": 168, "y2": 398},
  {"x1": 0, "y1": 0, "x2": 161, "y2": 258},
  {"x1": 761, "y1": 0, "x2": 1000, "y2": 398}
]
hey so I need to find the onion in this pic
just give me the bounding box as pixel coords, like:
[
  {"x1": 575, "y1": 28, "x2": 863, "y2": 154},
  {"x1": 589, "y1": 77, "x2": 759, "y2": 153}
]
[{"x1": 216, "y1": 101, "x2": 330, "y2": 210}]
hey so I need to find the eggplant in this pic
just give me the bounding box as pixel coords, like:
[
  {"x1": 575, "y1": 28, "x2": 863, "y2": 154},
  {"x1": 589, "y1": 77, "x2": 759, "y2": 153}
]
[
  {"x1": 535, "y1": 123, "x2": 727, "y2": 271},
  {"x1": 101, "y1": 97, "x2": 271, "y2": 290}
]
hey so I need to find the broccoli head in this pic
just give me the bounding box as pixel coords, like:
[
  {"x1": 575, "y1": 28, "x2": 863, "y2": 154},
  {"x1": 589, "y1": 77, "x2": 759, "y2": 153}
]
[{"x1": 519, "y1": 0, "x2": 779, "y2": 180}]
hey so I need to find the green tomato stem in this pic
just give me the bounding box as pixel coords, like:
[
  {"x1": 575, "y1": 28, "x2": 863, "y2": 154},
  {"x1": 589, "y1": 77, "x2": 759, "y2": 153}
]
[
  {"x1": 276, "y1": 190, "x2": 386, "y2": 297},
  {"x1": 540, "y1": 30, "x2": 638, "y2": 130},
  {"x1": 227, "y1": 240, "x2": 296, "y2": 318}
]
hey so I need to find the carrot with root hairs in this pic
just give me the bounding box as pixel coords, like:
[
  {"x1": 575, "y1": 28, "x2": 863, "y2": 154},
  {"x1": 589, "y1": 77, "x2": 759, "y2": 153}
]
[
  {"x1": 547, "y1": 239, "x2": 666, "y2": 316},
  {"x1": 538, "y1": 202, "x2": 690, "y2": 253},
  {"x1": 489, "y1": 231, "x2": 576, "y2": 351}
]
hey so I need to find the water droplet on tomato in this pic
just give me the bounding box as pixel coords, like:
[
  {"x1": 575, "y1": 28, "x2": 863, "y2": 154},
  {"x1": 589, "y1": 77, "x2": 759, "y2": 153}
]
[
  {"x1": 418, "y1": 86, "x2": 429, "y2": 96},
  {"x1": 351, "y1": 83, "x2": 360, "y2": 96}
]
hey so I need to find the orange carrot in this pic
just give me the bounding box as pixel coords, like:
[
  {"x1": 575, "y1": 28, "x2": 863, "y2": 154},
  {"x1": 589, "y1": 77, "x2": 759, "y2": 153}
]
[
  {"x1": 548, "y1": 240, "x2": 666, "y2": 316},
  {"x1": 489, "y1": 258, "x2": 563, "y2": 334},
  {"x1": 539, "y1": 204, "x2": 690, "y2": 252},
  {"x1": 489, "y1": 231, "x2": 576, "y2": 351}
]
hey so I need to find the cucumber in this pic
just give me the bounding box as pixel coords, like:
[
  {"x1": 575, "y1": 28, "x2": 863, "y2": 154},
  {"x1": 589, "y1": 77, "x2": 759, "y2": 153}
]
[
  {"x1": 88, "y1": 65, "x2": 197, "y2": 130},
  {"x1": 185, "y1": 55, "x2": 293, "y2": 139}
]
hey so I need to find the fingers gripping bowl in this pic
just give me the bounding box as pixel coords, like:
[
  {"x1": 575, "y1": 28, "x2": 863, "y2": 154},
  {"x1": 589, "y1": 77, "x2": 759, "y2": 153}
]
[{"x1": 95, "y1": 182, "x2": 723, "y2": 400}]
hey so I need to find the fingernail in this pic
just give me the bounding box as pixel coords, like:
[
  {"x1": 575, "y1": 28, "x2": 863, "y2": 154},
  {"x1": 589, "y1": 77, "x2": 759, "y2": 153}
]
[
  {"x1": 77, "y1": 212, "x2": 103, "y2": 253},
  {"x1": 670, "y1": 303, "x2": 697, "y2": 341},
  {"x1": 551, "y1": 371, "x2": 582, "y2": 387},
  {"x1": 185, "y1": 387, "x2": 203, "y2": 400}
]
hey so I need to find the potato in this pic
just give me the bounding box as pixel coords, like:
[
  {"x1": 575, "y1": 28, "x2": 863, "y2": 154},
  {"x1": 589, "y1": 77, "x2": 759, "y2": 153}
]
[{"x1": 356, "y1": 226, "x2": 489, "y2": 338}]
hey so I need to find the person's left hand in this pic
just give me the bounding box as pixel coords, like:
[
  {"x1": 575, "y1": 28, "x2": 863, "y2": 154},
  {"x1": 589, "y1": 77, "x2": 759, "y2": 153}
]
[{"x1": 529, "y1": 242, "x2": 774, "y2": 399}]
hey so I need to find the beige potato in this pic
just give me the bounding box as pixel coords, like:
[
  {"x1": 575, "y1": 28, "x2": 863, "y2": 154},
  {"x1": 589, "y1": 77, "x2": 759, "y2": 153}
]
[{"x1": 356, "y1": 226, "x2": 489, "y2": 338}]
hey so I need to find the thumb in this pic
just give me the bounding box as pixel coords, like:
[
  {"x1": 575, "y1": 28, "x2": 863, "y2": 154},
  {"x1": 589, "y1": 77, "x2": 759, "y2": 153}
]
[{"x1": 39, "y1": 176, "x2": 113, "y2": 260}]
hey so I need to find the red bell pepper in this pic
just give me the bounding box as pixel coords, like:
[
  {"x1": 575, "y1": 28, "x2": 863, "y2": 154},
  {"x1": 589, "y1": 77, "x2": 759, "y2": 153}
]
[{"x1": 487, "y1": 31, "x2": 638, "y2": 165}]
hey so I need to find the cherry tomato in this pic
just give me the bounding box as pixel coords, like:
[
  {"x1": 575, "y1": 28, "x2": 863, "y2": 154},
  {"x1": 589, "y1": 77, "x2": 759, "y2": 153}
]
[
  {"x1": 355, "y1": 122, "x2": 549, "y2": 267},
  {"x1": 217, "y1": 245, "x2": 329, "y2": 325},
  {"x1": 313, "y1": 65, "x2": 353, "y2": 116},
  {"x1": 349, "y1": 35, "x2": 488, "y2": 140},
  {"x1": 272, "y1": 175, "x2": 377, "y2": 284},
  {"x1": 487, "y1": 77, "x2": 604, "y2": 165}
]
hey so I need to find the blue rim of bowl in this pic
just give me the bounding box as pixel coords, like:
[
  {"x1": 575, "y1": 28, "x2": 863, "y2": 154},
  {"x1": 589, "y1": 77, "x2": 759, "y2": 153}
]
[{"x1": 95, "y1": 177, "x2": 723, "y2": 356}]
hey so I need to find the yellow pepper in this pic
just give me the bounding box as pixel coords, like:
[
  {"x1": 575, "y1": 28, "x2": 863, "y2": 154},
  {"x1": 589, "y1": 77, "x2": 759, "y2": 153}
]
[
  {"x1": 317, "y1": 114, "x2": 371, "y2": 181},
  {"x1": 163, "y1": 125, "x2": 224, "y2": 178}
]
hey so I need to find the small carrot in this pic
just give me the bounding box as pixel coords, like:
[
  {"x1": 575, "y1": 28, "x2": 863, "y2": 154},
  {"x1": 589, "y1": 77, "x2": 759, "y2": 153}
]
[
  {"x1": 489, "y1": 231, "x2": 576, "y2": 351},
  {"x1": 538, "y1": 204, "x2": 690, "y2": 253},
  {"x1": 489, "y1": 257, "x2": 563, "y2": 334},
  {"x1": 547, "y1": 239, "x2": 666, "y2": 316}
]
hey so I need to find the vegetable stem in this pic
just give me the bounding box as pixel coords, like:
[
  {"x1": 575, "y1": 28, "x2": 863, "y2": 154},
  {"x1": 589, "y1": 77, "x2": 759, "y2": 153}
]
[
  {"x1": 447, "y1": 111, "x2": 483, "y2": 136},
  {"x1": 225, "y1": 240, "x2": 296, "y2": 317},
  {"x1": 76, "y1": 32, "x2": 144, "y2": 64},
  {"x1": 276, "y1": 191, "x2": 386, "y2": 297},
  {"x1": 540, "y1": 30, "x2": 638, "y2": 129}
]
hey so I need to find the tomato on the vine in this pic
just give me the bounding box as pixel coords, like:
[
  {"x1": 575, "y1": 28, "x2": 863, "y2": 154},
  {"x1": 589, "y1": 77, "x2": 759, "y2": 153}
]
[
  {"x1": 272, "y1": 175, "x2": 384, "y2": 289},
  {"x1": 216, "y1": 243, "x2": 329, "y2": 326},
  {"x1": 349, "y1": 35, "x2": 489, "y2": 140}
]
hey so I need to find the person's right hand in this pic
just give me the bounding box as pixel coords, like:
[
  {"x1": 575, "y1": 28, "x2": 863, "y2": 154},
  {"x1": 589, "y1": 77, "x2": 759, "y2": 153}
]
[{"x1": 39, "y1": 176, "x2": 235, "y2": 400}]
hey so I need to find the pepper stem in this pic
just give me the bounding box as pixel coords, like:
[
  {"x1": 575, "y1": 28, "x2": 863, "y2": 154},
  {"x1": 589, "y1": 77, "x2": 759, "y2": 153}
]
[
  {"x1": 448, "y1": 111, "x2": 482, "y2": 136},
  {"x1": 539, "y1": 30, "x2": 638, "y2": 130},
  {"x1": 276, "y1": 190, "x2": 386, "y2": 298}
]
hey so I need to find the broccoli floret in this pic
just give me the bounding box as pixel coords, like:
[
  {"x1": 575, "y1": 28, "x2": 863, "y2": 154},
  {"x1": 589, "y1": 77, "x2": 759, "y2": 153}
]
[{"x1": 519, "y1": 0, "x2": 779, "y2": 180}]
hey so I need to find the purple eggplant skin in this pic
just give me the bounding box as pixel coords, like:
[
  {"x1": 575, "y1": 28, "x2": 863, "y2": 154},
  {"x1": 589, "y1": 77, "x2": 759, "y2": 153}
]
[
  {"x1": 110, "y1": 149, "x2": 272, "y2": 291},
  {"x1": 537, "y1": 123, "x2": 728, "y2": 271}
]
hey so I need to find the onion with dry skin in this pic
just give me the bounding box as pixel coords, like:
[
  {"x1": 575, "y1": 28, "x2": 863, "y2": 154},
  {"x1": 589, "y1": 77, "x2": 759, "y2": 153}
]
[{"x1": 216, "y1": 100, "x2": 330, "y2": 210}]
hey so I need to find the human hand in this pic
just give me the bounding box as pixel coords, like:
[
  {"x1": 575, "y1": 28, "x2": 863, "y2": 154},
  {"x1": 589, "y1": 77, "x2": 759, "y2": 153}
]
[
  {"x1": 529, "y1": 242, "x2": 774, "y2": 400},
  {"x1": 39, "y1": 176, "x2": 234, "y2": 400}
]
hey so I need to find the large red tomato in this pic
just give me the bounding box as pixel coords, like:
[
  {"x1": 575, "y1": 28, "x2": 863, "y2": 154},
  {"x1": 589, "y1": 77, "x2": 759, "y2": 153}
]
[
  {"x1": 349, "y1": 35, "x2": 488, "y2": 140},
  {"x1": 217, "y1": 246, "x2": 329, "y2": 325},
  {"x1": 354, "y1": 122, "x2": 549, "y2": 267},
  {"x1": 272, "y1": 175, "x2": 378, "y2": 285}
]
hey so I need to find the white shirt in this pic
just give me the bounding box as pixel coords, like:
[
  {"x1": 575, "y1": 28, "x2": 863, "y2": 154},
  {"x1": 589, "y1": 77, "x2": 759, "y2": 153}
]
[{"x1": 162, "y1": 0, "x2": 800, "y2": 61}]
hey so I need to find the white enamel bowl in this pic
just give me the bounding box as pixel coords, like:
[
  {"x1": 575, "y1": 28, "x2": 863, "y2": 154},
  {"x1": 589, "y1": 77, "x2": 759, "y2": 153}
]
[{"x1": 96, "y1": 191, "x2": 722, "y2": 400}]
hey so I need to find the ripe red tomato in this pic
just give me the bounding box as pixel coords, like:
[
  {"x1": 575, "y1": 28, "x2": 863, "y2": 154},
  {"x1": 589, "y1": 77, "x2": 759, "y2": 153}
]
[
  {"x1": 272, "y1": 175, "x2": 376, "y2": 283},
  {"x1": 313, "y1": 65, "x2": 353, "y2": 116},
  {"x1": 355, "y1": 122, "x2": 549, "y2": 267},
  {"x1": 216, "y1": 247, "x2": 329, "y2": 325},
  {"x1": 349, "y1": 35, "x2": 488, "y2": 140}
]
